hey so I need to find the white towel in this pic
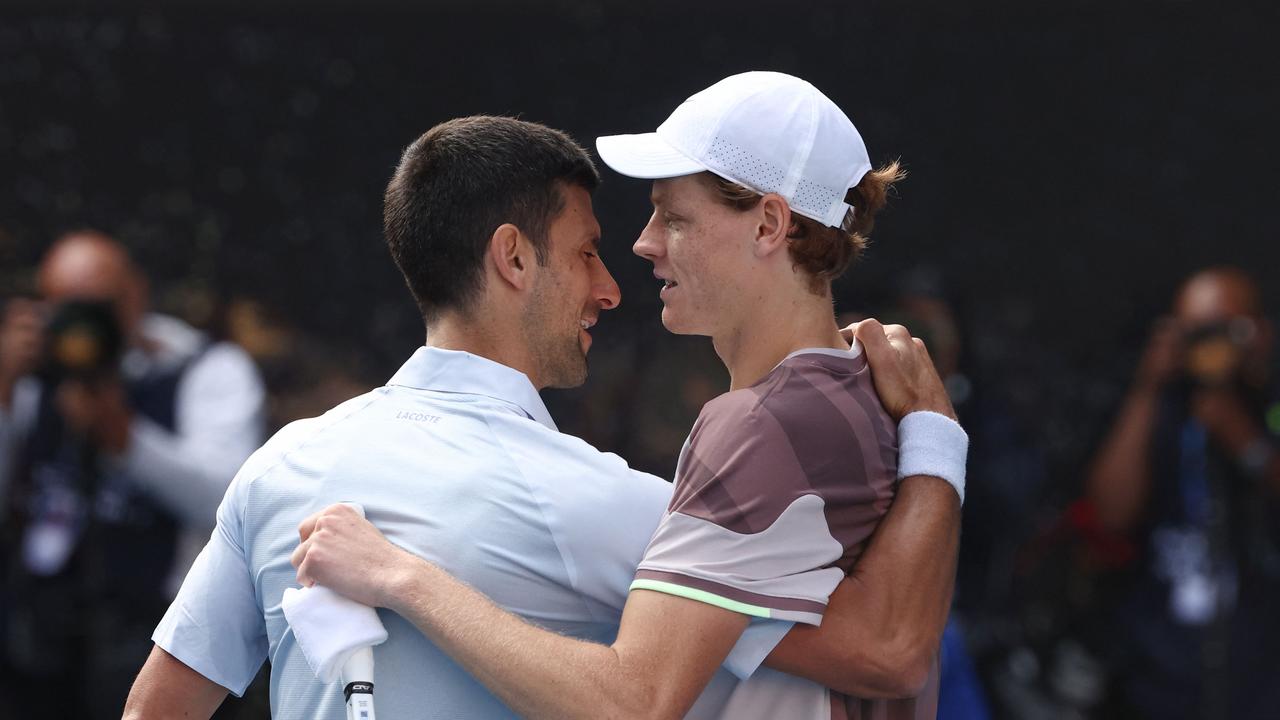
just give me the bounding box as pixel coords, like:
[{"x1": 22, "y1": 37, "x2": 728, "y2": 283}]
[{"x1": 282, "y1": 585, "x2": 388, "y2": 683}]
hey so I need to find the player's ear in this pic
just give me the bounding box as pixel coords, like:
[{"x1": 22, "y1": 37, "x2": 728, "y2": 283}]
[
  {"x1": 488, "y1": 223, "x2": 536, "y2": 291},
  {"x1": 753, "y1": 193, "x2": 791, "y2": 259}
]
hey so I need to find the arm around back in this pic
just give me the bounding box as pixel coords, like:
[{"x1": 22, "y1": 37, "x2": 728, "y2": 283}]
[
  {"x1": 293, "y1": 508, "x2": 751, "y2": 720},
  {"x1": 766, "y1": 319, "x2": 964, "y2": 697},
  {"x1": 764, "y1": 473, "x2": 959, "y2": 697}
]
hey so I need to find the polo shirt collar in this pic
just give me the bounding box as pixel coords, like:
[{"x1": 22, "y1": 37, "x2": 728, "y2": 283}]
[
  {"x1": 772, "y1": 340, "x2": 864, "y2": 372},
  {"x1": 387, "y1": 346, "x2": 558, "y2": 431}
]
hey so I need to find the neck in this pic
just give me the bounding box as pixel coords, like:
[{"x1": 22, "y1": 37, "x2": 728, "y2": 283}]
[
  {"x1": 712, "y1": 287, "x2": 847, "y2": 391},
  {"x1": 425, "y1": 309, "x2": 543, "y2": 389}
]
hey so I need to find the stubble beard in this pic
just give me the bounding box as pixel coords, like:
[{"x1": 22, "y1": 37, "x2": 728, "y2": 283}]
[{"x1": 524, "y1": 280, "x2": 589, "y2": 389}]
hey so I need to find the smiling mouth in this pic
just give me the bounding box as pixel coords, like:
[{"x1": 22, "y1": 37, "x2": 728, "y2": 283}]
[{"x1": 661, "y1": 279, "x2": 678, "y2": 289}]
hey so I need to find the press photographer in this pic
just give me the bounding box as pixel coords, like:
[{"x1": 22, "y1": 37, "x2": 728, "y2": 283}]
[
  {"x1": 1085, "y1": 267, "x2": 1280, "y2": 719},
  {"x1": 0, "y1": 230, "x2": 265, "y2": 719}
]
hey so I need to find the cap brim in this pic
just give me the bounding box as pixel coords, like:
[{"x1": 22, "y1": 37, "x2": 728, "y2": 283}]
[{"x1": 595, "y1": 133, "x2": 706, "y2": 179}]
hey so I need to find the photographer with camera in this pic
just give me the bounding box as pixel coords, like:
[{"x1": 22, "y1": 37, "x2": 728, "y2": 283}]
[
  {"x1": 0, "y1": 230, "x2": 265, "y2": 719},
  {"x1": 1085, "y1": 267, "x2": 1280, "y2": 719}
]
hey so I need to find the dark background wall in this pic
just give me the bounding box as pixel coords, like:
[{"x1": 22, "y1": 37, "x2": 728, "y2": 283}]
[{"x1": 1, "y1": 0, "x2": 1276, "y2": 481}]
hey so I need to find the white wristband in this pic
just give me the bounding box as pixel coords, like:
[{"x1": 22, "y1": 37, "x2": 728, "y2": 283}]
[{"x1": 897, "y1": 411, "x2": 968, "y2": 504}]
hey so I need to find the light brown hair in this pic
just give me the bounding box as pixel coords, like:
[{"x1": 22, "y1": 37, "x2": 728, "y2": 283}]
[{"x1": 706, "y1": 161, "x2": 905, "y2": 294}]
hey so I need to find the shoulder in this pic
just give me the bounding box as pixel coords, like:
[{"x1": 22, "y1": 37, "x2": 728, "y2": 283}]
[
  {"x1": 691, "y1": 350, "x2": 885, "y2": 454},
  {"x1": 181, "y1": 341, "x2": 265, "y2": 397},
  {"x1": 486, "y1": 411, "x2": 618, "y2": 470},
  {"x1": 216, "y1": 390, "x2": 383, "y2": 538},
  {"x1": 485, "y1": 411, "x2": 671, "y2": 498},
  {"x1": 232, "y1": 390, "x2": 383, "y2": 493},
  {"x1": 190, "y1": 341, "x2": 260, "y2": 379},
  {"x1": 142, "y1": 313, "x2": 205, "y2": 357},
  {"x1": 673, "y1": 351, "x2": 896, "y2": 526},
  {"x1": 141, "y1": 313, "x2": 261, "y2": 389}
]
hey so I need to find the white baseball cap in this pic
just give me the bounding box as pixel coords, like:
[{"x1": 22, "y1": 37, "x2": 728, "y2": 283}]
[{"x1": 596, "y1": 71, "x2": 872, "y2": 229}]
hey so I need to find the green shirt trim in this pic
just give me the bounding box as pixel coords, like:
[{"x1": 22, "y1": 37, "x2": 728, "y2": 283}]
[{"x1": 629, "y1": 579, "x2": 773, "y2": 618}]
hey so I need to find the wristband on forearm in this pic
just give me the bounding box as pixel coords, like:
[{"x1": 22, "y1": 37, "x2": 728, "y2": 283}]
[{"x1": 897, "y1": 411, "x2": 968, "y2": 504}]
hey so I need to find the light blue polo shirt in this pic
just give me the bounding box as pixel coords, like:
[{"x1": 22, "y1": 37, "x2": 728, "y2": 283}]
[{"x1": 153, "y1": 347, "x2": 678, "y2": 718}]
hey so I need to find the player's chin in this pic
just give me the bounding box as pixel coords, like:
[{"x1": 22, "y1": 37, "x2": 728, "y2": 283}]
[
  {"x1": 659, "y1": 308, "x2": 700, "y2": 336},
  {"x1": 547, "y1": 351, "x2": 589, "y2": 389}
]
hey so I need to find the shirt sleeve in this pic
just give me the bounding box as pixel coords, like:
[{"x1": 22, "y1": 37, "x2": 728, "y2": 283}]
[
  {"x1": 722, "y1": 618, "x2": 795, "y2": 680},
  {"x1": 631, "y1": 399, "x2": 847, "y2": 628},
  {"x1": 112, "y1": 342, "x2": 266, "y2": 529},
  {"x1": 152, "y1": 474, "x2": 267, "y2": 696},
  {"x1": 502, "y1": 424, "x2": 674, "y2": 623},
  {"x1": 543, "y1": 460, "x2": 674, "y2": 620}
]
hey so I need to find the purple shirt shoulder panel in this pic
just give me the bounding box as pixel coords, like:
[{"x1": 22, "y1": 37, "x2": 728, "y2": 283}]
[{"x1": 671, "y1": 350, "x2": 897, "y2": 554}]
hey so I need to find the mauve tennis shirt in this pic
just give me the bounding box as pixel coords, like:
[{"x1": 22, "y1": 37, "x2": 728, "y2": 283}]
[{"x1": 638, "y1": 346, "x2": 940, "y2": 720}]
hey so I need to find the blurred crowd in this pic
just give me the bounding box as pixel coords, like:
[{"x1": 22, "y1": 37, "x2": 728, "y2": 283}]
[
  {"x1": 0, "y1": 231, "x2": 374, "y2": 718},
  {"x1": 2, "y1": 227, "x2": 1277, "y2": 720}
]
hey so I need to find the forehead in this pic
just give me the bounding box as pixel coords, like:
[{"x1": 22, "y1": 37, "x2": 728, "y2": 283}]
[
  {"x1": 1176, "y1": 273, "x2": 1259, "y2": 324},
  {"x1": 650, "y1": 175, "x2": 717, "y2": 207},
  {"x1": 39, "y1": 240, "x2": 132, "y2": 300}
]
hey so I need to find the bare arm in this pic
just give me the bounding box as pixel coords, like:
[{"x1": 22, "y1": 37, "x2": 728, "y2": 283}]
[
  {"x1": 1086, "y1": 320, "x2": 1179, "y2": 533},
  {"x1": 766, "y1": 474, "x2": 959, "y2": 697},
  {"x1": 764, "y1": 319, "x2": 962, "y2": 697},
  {"x1": 122, "y1": 645, "x2": 229, "y2": 720},
  {"x1": 1086, "y1": 384, "x2": 1163, "y2": 533},
  {"x1": 292, "y1": 507, "x2": 750, "y2": 720}
]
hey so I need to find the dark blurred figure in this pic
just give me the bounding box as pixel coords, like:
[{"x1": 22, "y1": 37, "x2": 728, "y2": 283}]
[
  {"x1": 846, "y1": 268, "x2": 1054, "y2": 720},
  {"x1": 222, "y1": 298, "x2": 372, "y2": 433},
  {"x1": 0, "y1": 231, "x2": 266, "y2": 719},
  {"x1": 1085, "y1": 267, "x2": 1280, "y2": 719},
  {"x1": 856, "y1": 270, "x2": 1050, "y2": 621}
]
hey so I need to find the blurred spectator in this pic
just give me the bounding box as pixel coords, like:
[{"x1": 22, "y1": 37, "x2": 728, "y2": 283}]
[
  {"x1": 851, "y1": 268, "x2": 1048, "y2": 719},
  {"x1": 223, "y1": 298, "x2": 372, "y2": 431},
  {"x1": 848, "y1": 269, "x2": 1051, "y2": 618},
  {"x1": 0, "y1": 230, "x2": 265, "y2": 719},
  {"x1": 1085, "y1": 267, "x2": 1280, "y2": 719}
]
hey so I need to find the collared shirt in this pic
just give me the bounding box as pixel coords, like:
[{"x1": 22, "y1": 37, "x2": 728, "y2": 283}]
[{"x1": 154, "y1": 347, "x2": 679, "y2": 719}]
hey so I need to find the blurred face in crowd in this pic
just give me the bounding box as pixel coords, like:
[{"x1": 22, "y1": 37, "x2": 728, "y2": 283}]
[
  {"x1": 632, "y1": 175, "x2": 759, "y2": 338},
  {"x1": 522, "y1": 184, "x2": 619, "y2": 388},
  {"x1": 1174, "y1": 268, "x2": 1272, "y2": 385},
  {"x1": 37, "y1": 232, "x2": 148, "y2": 343},
  {"x1": 1176, "y1": 269, "x2": 1260, "y2": 327}
]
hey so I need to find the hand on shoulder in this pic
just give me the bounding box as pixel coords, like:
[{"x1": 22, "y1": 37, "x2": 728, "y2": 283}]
[{"x1": 842, "y1": 318, "x2": 957, "y2": 422}]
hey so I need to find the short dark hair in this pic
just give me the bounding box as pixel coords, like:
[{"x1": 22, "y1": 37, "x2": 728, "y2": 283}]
[{"x1": 384, "y1": 116, "x2": 600, "y2": 321}]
